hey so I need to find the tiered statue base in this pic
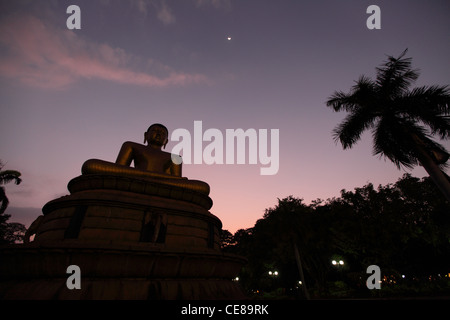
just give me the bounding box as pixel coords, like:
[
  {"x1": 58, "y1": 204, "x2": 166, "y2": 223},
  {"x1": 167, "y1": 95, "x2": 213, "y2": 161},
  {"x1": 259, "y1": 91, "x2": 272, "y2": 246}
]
[{"x1": 0, "y1": 174, "x2": 246, "y2": 299}]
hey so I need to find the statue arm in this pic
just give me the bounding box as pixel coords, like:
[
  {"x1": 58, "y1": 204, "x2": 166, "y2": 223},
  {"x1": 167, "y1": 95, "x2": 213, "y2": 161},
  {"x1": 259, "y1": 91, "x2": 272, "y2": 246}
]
[
  {"x1": 171, "y1": 162, "x2": 182, "y2": 177},
  {"x1": 115, "y1": 142, "x2": 134, "y2": 166}
]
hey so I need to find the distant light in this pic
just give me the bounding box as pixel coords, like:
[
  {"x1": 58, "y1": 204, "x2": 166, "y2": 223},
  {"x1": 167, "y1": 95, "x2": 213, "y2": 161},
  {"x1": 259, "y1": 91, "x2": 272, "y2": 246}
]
[
  {"x1": 332, "y1": 260, "x2": 337, "y2": 265},
  {"x1": 402, "y1": 274, "x2": 405, "y2": 278},
  {"x1": 298, "y1": 281, "x2": 302, "y2": 285},
  {"x1": 339, "y1": 260, "x2": 344, "y2": 265},
  {"x1": 268, "y1": 271, "x2": 272, "y2": 275},
  {"x1": 274, "y1": 271, "x2": 278, "y2": 276},
  {"x1": 227, "y1": 36, "x2": 232, "y2": 41}
]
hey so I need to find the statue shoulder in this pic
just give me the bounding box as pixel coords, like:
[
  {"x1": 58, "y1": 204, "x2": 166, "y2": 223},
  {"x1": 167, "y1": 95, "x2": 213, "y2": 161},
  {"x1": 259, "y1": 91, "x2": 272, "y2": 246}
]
[{"x1": 121, "y1": 141, "x2": 144, "y2": 150}]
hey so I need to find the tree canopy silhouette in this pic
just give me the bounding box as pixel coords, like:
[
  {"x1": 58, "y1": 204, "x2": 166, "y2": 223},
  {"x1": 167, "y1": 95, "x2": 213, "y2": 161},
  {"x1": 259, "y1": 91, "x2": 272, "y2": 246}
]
[{"x1": 223, "y1": 174, "x2": 450, "y2": 298}]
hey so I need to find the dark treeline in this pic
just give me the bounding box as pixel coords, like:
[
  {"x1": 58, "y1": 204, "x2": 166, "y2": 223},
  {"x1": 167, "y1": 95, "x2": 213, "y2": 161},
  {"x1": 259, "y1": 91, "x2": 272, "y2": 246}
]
[{"x1": 222, "y1": 174, "x2": 450, "y2": 299}]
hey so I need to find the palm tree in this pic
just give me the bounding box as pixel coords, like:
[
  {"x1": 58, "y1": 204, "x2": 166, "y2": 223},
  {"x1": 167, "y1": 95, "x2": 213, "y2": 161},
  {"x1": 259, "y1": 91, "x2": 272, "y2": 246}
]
[
  {"x1": 0, "y1": 160, "x2": 22, "y2": 214},
  {"x1": 326, "y1": 50, "x2": 450, "y2": 202}
]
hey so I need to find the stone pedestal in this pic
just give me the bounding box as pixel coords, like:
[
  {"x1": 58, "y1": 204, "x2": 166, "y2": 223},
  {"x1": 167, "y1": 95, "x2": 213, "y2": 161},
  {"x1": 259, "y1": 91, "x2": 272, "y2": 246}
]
[{"x1": 0, "y1": 174, "x2": 246, "y2": 299}]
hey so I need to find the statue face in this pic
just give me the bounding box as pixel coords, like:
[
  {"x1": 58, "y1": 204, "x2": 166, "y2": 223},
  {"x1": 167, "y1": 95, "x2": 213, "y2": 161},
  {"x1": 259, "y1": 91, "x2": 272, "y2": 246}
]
[{"x1": 146, "y1": 125, "x2": 168, "y2": 148}]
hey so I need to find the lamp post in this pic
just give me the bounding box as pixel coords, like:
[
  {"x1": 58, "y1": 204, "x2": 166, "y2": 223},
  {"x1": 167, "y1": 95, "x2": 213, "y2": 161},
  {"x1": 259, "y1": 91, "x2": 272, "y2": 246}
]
[
  {"x1": 331, "y1": 259, "x2": 345, "y2": 284},
  {"x1": 268, "y1": 270, "x2": 279, "y2": 276},
  {"x1": 332, "y1": 260, "x2": 344, "y2": 266}
]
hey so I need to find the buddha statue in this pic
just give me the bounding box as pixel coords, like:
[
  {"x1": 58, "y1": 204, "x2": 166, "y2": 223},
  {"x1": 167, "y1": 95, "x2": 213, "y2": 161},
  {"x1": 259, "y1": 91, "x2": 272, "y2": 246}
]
[{"x1": 81, "y1": 123, "x2": 210, "y2": 195}]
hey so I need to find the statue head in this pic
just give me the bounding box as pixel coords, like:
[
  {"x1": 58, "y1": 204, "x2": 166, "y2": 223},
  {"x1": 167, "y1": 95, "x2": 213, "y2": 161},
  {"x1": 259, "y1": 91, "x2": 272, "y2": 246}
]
[{"x1": 144, "y1": 123, "x2": 169, "y2": 149}]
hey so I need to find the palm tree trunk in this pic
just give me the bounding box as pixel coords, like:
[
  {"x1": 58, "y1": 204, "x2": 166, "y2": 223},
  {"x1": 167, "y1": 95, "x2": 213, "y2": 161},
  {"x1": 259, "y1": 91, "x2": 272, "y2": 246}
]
[
  {"x1": 293, "y1": 241, "x2": 310, "y2": 300},
  {"x1": 412, "y1": 136, "x2": 450, "y2": 202},
  {"x1": 0, "y1": 187, "x2": 9, "y2": 215}
]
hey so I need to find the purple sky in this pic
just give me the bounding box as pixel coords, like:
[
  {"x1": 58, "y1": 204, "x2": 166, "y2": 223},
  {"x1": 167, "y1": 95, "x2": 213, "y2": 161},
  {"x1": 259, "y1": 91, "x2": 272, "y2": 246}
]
[{"x1": 1, "y1": 0, "x2": 449, "y2": 233}]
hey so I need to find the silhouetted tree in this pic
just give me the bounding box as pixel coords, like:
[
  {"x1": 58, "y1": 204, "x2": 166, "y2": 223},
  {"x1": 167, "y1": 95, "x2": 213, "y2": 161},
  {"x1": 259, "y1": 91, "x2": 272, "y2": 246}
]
[
  {"x1": 220, "y1": 229, "x2": 234, "y2": 249},
  {"x1": 0, "y1": 160, "x2": 25, "y2": 243},
  {"x1": 232, "y1": 174, "x2": 450, "y2": 298},
  {"x1": 327, "y1": 174, "x2": 450, "y2": 280},
  {"x1": 2, "y1": 222, "x2": 26, "y2": 243},
  {"x1": 0, "y1": 160, "x2": 22, "y2": 215},
  {"x1": 326, "y1": 49, "x2": 450, "y2": 201}
]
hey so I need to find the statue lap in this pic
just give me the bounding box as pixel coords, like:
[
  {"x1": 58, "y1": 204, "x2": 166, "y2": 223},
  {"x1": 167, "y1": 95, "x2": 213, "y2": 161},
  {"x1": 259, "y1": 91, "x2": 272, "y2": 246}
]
[{"x1": 81, "y1": 159, "x2": 210, "y2": 196}]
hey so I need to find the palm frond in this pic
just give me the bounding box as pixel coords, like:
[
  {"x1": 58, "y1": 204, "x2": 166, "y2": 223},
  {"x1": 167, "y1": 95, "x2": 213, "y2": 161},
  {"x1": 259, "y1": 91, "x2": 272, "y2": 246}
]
[
  {"x1": 0, "y1": 170, "x2": 22, "y2": 185},
  {"x1": 376, "y1": 49, "x2": 420, "y2": 98},
  {"x1": 333, "y1": 107, "x2": 378, "y2": 149},
  {"x1": 372, "y1": 116, "x2": 420, "y2": 169},
  {"x1": 326, "y1": 90, "x2": 355, "y2": 112},
  {"x1": 326, "y1": 75, "x2": 377, "y2": 112},
  {"x1": 373, "y1": 115, "x2": 450, "y2": 170},
  {"x1": 396, "y1": 85, "x2": 450, "y2": 139}
]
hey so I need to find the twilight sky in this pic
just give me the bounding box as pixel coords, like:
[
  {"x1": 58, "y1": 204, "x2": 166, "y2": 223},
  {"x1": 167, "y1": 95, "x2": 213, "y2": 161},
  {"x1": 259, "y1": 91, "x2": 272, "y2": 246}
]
[{"x1": 1, "y1": 0, "x2": 449, "y2": 233}]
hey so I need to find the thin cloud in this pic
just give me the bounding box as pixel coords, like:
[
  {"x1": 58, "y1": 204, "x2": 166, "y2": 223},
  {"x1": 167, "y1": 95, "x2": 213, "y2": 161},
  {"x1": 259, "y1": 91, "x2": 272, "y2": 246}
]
[
  {"x1": 134, "y1": 0, "x2": 149, "y2": 15},
  {"x1": 119, "y1": 0, "x2": 176, "y2": 25},
  {"x1": 0, "y1": 14, "x2": 206, "y2": 89},
  {"x1": 157, "y1": 1, "x2": 176, "y2": 25},
  {"x1": 194, "y1": 0, "x2": 232, "y2": 10}
]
